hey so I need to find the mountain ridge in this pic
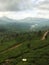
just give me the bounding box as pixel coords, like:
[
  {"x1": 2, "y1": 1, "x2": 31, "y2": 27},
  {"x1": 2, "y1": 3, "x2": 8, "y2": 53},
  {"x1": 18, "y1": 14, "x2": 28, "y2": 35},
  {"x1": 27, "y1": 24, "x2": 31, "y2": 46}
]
[{"x1": 0, "y1": 17, "x2": 49, "y2": 32}]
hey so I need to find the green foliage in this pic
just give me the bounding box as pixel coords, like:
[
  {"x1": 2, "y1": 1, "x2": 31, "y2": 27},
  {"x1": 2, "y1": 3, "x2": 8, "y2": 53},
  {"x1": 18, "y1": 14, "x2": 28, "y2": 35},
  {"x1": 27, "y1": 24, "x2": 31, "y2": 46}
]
[{"x1": 0, "y1": 31, "x2": 49, "y2": 65}]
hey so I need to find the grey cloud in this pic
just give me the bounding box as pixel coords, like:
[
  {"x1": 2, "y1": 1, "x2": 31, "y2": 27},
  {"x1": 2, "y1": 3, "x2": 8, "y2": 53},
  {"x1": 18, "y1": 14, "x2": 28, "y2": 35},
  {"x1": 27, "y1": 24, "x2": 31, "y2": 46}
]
[
  {"x1": 36, "y1": 0, "x2": 49, "y2": 10},
  {"x1": 0, "y1": 0, "x2": 20, "y2": 11},
  {"x1": 0, "y1": 0, "x2": 49, "y2": 11},
  {"x1": 0, "y1": 0, "x2": 41, "y2": 11}
]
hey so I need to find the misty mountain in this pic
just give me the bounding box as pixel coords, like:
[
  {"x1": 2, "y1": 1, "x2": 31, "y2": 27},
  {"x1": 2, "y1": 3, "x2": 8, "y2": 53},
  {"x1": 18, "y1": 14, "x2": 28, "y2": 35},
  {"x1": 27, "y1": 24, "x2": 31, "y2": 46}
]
[
  {"x1": 0, "y1": 17, "x2": 32, "y2": 32},
  {"x1": 0, "y1": 17, "x2": 49, "y2": 32}
]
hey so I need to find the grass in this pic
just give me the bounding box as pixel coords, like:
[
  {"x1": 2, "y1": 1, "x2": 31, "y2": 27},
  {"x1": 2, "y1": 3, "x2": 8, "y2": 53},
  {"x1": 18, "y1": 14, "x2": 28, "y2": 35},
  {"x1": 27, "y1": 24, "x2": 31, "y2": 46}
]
[
  {"x1": 0, "y1": 39, "x2": 17, "y2": 52},
  {"x1": 0, "y1": 31, "x2": 49, "y2": 65}
]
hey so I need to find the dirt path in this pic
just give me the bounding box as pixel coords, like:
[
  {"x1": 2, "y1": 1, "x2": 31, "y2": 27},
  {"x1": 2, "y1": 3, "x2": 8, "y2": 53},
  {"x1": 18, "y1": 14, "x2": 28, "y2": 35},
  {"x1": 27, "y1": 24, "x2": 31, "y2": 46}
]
[
  {"x1": 8, "y1": 43, "x2": 22, "y2": 51},
  {"x1": 0, "y1": 40, "x2": 26, "y2": 54},
  {"x1": 0, "y1": 43, "x2": 22, "y2": 54},
  {"x1": 41, "y1": 31, "x2": 49, "y2": 40}
]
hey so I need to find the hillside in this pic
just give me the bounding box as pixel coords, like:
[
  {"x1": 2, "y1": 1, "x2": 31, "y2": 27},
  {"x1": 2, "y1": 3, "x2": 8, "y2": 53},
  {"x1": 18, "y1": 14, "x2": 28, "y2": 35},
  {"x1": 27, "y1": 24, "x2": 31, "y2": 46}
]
[{"x1": 0, "y1": 31, "x2": 49, "y2": 65}]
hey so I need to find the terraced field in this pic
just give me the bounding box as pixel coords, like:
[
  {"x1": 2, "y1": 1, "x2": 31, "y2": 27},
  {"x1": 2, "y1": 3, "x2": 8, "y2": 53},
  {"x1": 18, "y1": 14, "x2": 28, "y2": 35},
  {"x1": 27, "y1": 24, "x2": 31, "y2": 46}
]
[{"x1": 0, "y1": 31, "x2": 49, "y2": 65}]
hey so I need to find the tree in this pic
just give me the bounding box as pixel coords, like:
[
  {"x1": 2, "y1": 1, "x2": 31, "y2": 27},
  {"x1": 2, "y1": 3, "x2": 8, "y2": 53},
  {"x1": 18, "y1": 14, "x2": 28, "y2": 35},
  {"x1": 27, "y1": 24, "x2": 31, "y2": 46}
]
[
  {"x1": 38, "y1": 30, "x2": 42, "y2": 37},
  {"x1": 27, "y1": 43, "x2": 31, "y2": 49}
]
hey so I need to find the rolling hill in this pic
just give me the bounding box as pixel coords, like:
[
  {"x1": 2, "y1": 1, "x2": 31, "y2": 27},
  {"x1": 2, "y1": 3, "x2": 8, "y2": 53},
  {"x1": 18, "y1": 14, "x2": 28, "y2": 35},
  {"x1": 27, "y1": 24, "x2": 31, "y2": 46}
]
[{"x1": 0, "y1": 17, "x2": 49, "y2": 32}]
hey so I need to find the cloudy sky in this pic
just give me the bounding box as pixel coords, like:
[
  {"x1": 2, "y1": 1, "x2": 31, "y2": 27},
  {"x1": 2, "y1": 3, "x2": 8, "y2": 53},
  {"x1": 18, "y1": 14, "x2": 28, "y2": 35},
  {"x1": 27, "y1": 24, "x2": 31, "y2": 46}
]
[{"x1": 0, "y1": 0, "x2": 49, "y2": 20}]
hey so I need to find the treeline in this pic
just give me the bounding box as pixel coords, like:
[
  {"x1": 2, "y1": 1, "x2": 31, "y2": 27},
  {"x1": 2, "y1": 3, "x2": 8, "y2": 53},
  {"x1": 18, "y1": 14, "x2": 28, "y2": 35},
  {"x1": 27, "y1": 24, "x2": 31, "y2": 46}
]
[{"x1": 0, "y1": 30, "x2": 43, "y2": 44}]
